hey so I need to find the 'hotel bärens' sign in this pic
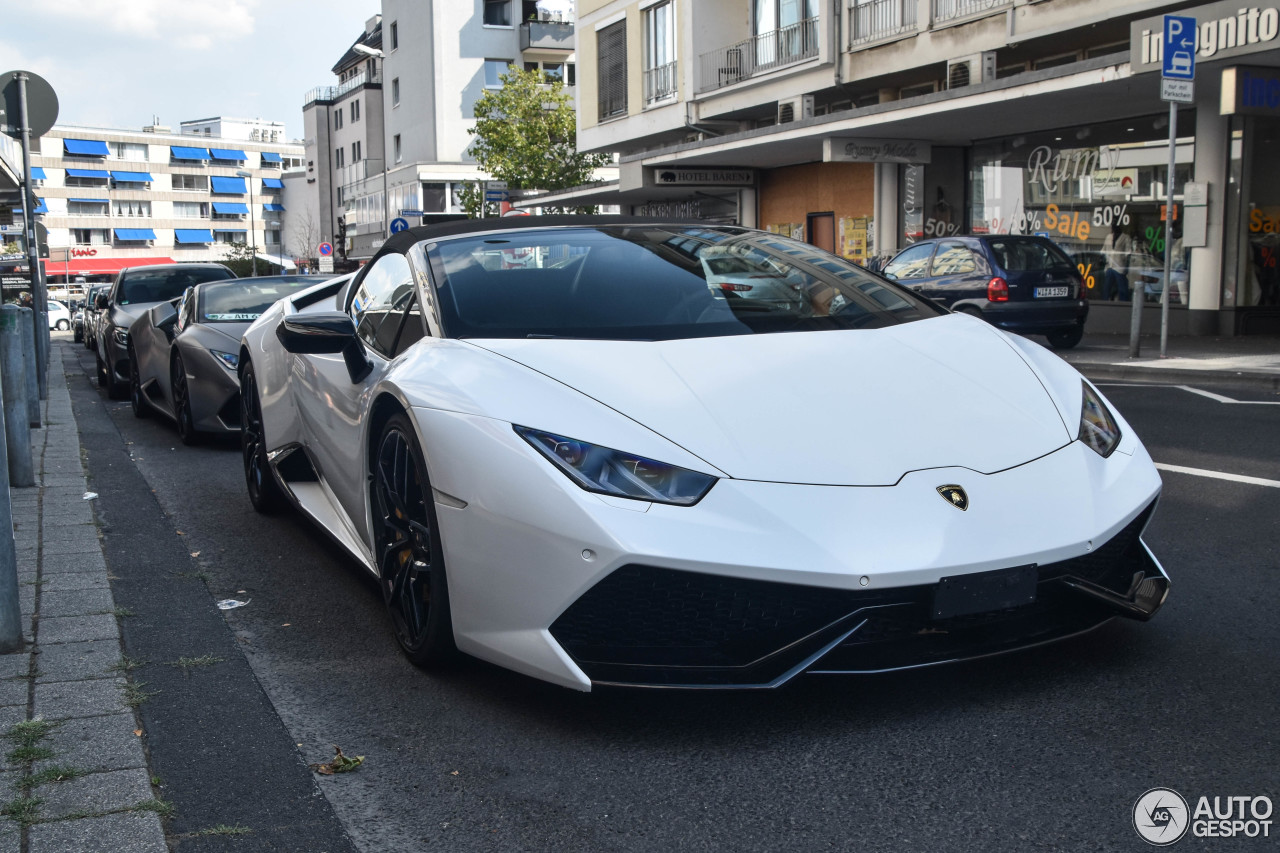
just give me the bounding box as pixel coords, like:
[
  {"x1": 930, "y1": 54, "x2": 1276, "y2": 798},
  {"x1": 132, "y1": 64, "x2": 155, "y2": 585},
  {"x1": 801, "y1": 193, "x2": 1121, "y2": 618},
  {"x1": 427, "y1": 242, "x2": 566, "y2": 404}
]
[{"x1": 1131, "y1": 1, "x2": 1280, "y2": 73}]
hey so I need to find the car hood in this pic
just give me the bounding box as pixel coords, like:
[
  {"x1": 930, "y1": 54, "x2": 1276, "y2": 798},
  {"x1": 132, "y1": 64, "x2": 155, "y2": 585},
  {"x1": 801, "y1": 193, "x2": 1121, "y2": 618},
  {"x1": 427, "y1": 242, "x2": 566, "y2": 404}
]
[
  {"x1": 195, "y1": 322, "x2": 252, "y2": 346},
  {"x1": 467, "y1": 314, "x2": 1074, "y2": 486}
]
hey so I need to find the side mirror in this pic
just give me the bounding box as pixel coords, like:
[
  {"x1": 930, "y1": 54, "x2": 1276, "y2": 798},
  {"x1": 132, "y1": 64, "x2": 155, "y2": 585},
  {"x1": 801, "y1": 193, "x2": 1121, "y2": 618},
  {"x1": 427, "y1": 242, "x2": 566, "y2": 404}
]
[
  {"x1": 96, "y1": 294, "x2": 110, "y2": 310},
  {"x1": 275, "y1": 312, "x2": 371, "y2": 383}
]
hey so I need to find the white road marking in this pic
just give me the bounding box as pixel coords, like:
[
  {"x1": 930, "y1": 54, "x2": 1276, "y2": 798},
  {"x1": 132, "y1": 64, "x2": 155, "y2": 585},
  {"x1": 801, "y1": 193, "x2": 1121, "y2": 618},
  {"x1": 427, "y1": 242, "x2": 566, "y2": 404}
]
[
  {"x1": 1155, "y1": 463, "x2": 1280, "y2": 489},
  {"x1": 1095, "y1": 383, "x2": 1280, "y2": 405}
]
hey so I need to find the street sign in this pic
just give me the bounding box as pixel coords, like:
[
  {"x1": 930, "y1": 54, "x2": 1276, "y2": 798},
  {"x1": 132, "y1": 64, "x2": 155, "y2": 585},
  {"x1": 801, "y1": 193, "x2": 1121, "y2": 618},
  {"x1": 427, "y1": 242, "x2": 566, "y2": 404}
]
[
  {"x1": 0, "y1": 70, "x2": 58, "y2": 140},
  {"x1": 389, "y1": 217, "x2": 409, "y2": 234},
  {"x1": 485, "y1": 191, "x2": 510, "y2": 202},
  {"x1": 318, "y1": 256, "x2": 334, "y2": 273},
  {"x1": 1161, "y1": 15, "x2": 1196, "y2": 103},
  {"x1": 399, "y1": 209, "x2": 424, "y2": 217},
  {"x1": 317, "y1": 241, "x2": 333, "y2": 257}
]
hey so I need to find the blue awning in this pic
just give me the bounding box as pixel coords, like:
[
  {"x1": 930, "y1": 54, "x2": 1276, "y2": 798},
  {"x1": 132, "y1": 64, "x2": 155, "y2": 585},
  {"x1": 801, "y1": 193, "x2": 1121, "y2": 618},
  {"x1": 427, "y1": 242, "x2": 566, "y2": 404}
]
[
  {"x1": 63, "y1": 138, "x2": 110, "y2": 156},
  {"x1": 213, "y1": 228, "x2": 247, "y2": 233},
  {"x1": 262, "y1": 178, "x2": 284, "y2": 189},
  {"x1": 68, "y1": 197, "x2": 108, "y2": 203},
  {"x1": 114, "y1": 228, "x2": 156, "y2": 241},
  {"x1": 260, "y1": 152, "x2": 282, "y2": 162},
  {"x1": 210, "y1": 176, "x2": 246, "y2": 194},
  {"x1": 212, "y1": 202, "x2": 249, "y2": 214},
  {"x1": 13, "y1": 198, "x2": 48, "y2": 216},
  {"x1": 174, "y1": 229, "x2": 214, "y2": 244},
  {"x1": 29, "y1": 167, "x2": 46, "y2": 180},
  {"x1": 171, "y1": 146, "x2": 210, "y2": 160},
  {"x1": 209, "y1": 148, "x2": 248, "y2": 161},
  {"x1": 65, "y1": 168, "x2": 109, "y2": 179},
  {"x1": 111, "y1": 171, "x2": 154, "y2": 182},
  {"x1": 263, "y1": 203, "x2": 285, "y2": 211}
]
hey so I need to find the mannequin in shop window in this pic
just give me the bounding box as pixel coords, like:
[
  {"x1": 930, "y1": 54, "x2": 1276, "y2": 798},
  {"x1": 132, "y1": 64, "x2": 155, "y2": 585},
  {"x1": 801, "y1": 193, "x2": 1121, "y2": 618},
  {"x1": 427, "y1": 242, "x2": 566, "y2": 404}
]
[{"x1": 1102, "y1": 223, "x2": 1133, "y2": 301}]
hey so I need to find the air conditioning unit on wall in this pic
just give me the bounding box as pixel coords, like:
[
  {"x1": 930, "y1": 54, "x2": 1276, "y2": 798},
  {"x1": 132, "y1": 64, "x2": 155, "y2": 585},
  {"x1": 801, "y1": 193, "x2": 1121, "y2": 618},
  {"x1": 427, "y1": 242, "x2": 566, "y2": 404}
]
[
  {"x1": 946, "y1": 52, "x2": 997, "y2": 89},
  {"x1": 777, "y1": 95, "x2": 815, "y2": 124}
]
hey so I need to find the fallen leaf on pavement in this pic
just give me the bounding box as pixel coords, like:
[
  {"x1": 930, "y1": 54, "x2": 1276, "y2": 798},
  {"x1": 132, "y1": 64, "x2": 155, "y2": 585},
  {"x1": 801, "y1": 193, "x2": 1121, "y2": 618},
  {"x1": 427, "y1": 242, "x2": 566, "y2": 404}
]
[
  {"x1": 309, "y1": 745, "x2": 364, "y2": 775},
  {"x1": 133, "y1": 729, "x2": 143, "y2": 737},
  {"x1": 176, "y1": 531, "x2": 184, "y2": 536},
  {"x1": 281, "y1": 623, "x2": 291, "y2": 627},
  {"x1": 190, "y1": 551, "x2": 200, "y2": 558}
]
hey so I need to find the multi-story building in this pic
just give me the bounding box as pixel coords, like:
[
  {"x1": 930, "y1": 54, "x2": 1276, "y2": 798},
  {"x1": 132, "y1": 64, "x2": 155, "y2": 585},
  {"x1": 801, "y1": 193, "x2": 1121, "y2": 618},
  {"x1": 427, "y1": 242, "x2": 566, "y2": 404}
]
[
  {"x1": 179, "y1": 116, "x2": 289, "y2": 144},
  {"x1": 19, "y1": 121, "x2": 303, "y2": 287},
  {"x1": 302, "y1": 2, "x2": 581, "y2": 261},
  {"x1": 566, "y1": 0, "x2": 1280, "y2": 336}
]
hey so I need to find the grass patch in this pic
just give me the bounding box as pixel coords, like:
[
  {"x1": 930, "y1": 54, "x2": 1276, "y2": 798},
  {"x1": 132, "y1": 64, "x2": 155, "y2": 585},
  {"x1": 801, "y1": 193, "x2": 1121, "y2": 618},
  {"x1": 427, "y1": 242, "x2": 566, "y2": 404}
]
[
  {"x1": 1, "y1": 795, "x2": 42, "y2": 825},
  {"x1": 192, "y1": 824, "x2": 253, "y2": 837},
  {"x1": 107, "y1": 656, "x2": 145, "y2": 674},
  {"x1": 20, "y1": 765, "x2": 85, "y2": 791},
  {"x1": 168, "y1": 655, "x2": 223, "y2": 672},
  {"x1": 121, "y1": 681, "x2": 159, "y2": 708},
  {"x1": 5, "y1": 745, "x2": 54, "y2": 764},
  {"x1": 129, "y1": 798, "x2": 175, "y2": 819},
  {"x1": 4, "y1": 720, "x2": 57, "y2": 763}
]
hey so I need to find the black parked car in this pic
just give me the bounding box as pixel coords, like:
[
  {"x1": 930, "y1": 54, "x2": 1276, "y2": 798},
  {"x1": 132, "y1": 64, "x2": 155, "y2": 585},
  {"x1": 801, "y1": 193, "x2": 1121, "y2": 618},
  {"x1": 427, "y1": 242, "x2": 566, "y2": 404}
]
[
  {"x1": 95, "y1": 264, "x2": 236, "y2": 398},
  {"x1": 882, "y1": 235, "x2": 1088, "y2": 349}
]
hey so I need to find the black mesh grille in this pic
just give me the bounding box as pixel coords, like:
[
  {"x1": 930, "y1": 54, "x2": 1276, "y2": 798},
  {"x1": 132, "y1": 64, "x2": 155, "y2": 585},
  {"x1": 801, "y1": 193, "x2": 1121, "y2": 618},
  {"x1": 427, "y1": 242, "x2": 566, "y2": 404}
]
[{"x1": 551, "y1": 501, "x2": 1157, "y2": 686}]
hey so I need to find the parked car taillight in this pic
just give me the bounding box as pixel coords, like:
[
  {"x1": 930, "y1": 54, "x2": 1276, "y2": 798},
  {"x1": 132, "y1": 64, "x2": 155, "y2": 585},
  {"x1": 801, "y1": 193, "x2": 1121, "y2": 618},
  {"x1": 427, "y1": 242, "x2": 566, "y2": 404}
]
[{"x1": 987, "y1": 277, "x2": 1009, "y2": 302}]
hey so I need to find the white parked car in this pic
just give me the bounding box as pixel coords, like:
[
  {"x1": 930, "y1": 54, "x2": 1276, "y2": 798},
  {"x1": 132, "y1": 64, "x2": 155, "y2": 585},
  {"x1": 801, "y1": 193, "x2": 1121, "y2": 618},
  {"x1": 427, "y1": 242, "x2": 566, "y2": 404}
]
[
  {"x1": 238, "y1": 216, "x2": 1169, "y2": 691},
  {"x1": 47, "y1": 300, "x2": 71, "y2": 331}
]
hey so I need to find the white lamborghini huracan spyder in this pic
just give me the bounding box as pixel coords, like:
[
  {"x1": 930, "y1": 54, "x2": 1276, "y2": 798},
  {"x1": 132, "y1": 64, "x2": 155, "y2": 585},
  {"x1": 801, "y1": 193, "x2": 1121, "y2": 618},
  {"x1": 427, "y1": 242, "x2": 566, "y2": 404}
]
[{"x1": 238, "y1": 216, "x2": 1168, "y2": 691}]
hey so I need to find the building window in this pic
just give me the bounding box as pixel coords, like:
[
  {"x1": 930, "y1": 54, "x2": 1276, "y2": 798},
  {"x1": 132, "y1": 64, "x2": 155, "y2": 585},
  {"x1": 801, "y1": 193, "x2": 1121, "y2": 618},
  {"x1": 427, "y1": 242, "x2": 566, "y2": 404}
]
[
  {"x1": 265, "y1": 229, "x2": 282, "y2": 245},
  {"x1": 67, "y1": 200, "x2": 109, "y2": 216},
  {"x1": 172, "y1": 201, "x2": 208, "y2": 218},
  {"x1": 334, "y1": 110, "x2": 343, "y2": 130},
  {"x1": 597, "y1": 20, "x2": 628, "y2": 119},
  {"x1": 390, "y1": 20, "x2": 398, "y2": 50},
  {"x1": 484, "y1": 59, "x2": 510, "y2": 88},
  {"x1": 543, "y1": 62, "x2": 565, "y2": 84},
  {"x1": 71, "y1": 228, "x2": 110, "y2": 246},
  {"x1": 568, "y1": 62, "x2": 576, "y2": 86},
  {"x1": 483, "y1": 0, "x2": 511, "y2": 26},
  {"x1": 65, "y1": 175, "x2": 109, "y2": 189},
  {"x1": 172, "y1": 174, "x2": 209, "y2": 192},
  {"x1": 644, "y1": 1, "x2": 677, "y2": 104},
  {"x1": 394, "y1": 134, "x2": 402, "y2": 163},
  {"x1": 110, "y1": 142, "x2": 149, "y2": 161},
  {"x1": 392, "y1": 77, "x2": 400, "y2": 106},
  {"x1": 352, "y1": 141, "x2": 362, "y2": 162},
  {"x1": 352, "y1": 100, "x2": 360, "y2": 122},
  {"x1": 112, "y1": 200, "x2": 151, "y2": 218}
]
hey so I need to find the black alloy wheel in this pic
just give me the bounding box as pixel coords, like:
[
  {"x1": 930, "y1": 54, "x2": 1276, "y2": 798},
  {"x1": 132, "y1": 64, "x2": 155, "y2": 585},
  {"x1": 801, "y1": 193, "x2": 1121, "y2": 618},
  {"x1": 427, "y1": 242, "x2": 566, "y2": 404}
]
[
  {"x1": 1047, "y1": 325, "x2": 1085, "y2": 350},
  {"x1": 372, "y1": 413, "x2": 456, "y2": 667},
  {"x1": 239, "y1": 360, "x2": 287, "y2": 514},
  {"x1": 170, "y1": 352, "x2": 199, "y2": 446},
  {"x1": 128, "y1": 345, "x2": 149, "y2": 419}
]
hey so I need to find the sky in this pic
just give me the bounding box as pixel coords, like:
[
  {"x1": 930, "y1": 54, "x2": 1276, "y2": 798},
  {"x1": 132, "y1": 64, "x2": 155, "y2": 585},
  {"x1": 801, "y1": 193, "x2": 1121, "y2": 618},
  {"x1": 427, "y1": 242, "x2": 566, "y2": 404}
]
[{"x1": 0, "y1": 0, "x2": 379, "y2": 141}]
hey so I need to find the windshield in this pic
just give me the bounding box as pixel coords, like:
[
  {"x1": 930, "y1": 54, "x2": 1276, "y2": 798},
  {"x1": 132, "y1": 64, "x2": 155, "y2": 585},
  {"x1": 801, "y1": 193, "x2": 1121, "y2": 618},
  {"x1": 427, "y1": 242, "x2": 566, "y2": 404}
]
[
  {"x1": 988, "y1": 239, "x2": 1075, "y2": 273},
  {"x1": 118, "y1": 267, "x2": 234, "y2": 306},
  {"x1": 425, "y1": 226, "x2": 942, "y2": 341},
  {"x1": 199, "y1": 277, "x2": 328, "y2": 323}
]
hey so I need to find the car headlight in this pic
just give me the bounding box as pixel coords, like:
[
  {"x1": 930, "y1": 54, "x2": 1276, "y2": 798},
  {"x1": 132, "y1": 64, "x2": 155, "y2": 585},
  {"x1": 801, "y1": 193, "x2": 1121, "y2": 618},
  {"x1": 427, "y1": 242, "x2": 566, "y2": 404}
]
[
  {"x1": 211, "y1": 350, "x2": 239, "y2": 370},
  {"x1": 113, "y1": 328, "x2": 129, "y2": 346},
  {"x1": 1079, "y1": 381, "x2": 1121, "y2": 457},
  {"x1": 515, "y1": 426, "x2": 716, "y2": 506}
]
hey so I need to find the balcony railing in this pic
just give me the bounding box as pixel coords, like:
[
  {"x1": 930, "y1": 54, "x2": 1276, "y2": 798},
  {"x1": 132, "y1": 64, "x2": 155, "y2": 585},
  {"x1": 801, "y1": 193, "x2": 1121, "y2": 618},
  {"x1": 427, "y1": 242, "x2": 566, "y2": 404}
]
[
  {"x1": 644, "y1": 61, "x2": 678, "y2": 105},
  {"x1": 696, "y1": 17, "x2": 820, "y2": 94},
  {"x1": 849, "y1": 0, "x2": 918, "y2": 47},
  {"x1": 520, "y1": 20, "x2": 574, "y2": 51},
  {"x1": 303, "y1": 69, "x2": 383, "y2": 107},
  {"x1": 932, "y1": 0, "x2": 1008, "y2": 24}
]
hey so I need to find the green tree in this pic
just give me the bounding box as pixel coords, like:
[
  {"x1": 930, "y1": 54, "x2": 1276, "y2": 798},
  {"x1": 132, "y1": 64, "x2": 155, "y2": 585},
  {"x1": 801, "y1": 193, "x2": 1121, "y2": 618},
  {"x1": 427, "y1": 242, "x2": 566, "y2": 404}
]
[
  {"x1": 466, "y1": 66, "x2": 612, "y2": 217},
  {"x1": 220, "y1": 241, "x2": 258, "y2": 277}
]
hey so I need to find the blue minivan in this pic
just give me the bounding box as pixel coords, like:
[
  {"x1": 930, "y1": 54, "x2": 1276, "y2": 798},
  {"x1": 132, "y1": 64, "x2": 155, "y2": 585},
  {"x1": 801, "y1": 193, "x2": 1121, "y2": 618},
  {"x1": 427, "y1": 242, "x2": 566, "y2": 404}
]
[{"x1": 882, "y1": 235, "x2": 1089, "y2": 349}]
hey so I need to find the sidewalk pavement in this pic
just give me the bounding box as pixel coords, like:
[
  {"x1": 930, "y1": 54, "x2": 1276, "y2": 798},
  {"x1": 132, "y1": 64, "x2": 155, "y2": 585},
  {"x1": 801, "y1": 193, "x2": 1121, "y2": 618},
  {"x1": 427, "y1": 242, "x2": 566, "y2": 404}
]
[
  {"x1": 1058, "y1": 332, "x2": 1280, "y2": 389},
  {"x1": 2, "y1": 344, "x2": 167, "y2": 852}
]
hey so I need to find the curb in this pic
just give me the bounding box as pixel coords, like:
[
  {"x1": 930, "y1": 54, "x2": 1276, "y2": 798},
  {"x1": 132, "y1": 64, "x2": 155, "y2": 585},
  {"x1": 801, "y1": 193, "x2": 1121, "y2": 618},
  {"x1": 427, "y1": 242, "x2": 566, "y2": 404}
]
[{"x1": 1074, "y1": 364, "x2": 1280, "y2": 390}]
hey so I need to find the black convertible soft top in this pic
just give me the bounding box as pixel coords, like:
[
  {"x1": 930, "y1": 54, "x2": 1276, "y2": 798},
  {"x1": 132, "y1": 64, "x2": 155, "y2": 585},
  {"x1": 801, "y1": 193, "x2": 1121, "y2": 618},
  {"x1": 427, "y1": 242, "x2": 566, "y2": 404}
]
[{"x1": 355, "y1": 214, "x2": 711, "y2": 292}]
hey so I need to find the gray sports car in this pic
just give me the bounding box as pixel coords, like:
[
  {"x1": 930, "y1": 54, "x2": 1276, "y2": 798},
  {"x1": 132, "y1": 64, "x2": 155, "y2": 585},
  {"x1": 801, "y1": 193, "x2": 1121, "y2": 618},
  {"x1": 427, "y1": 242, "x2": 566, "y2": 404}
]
[{"x1": 128, "y1": 275, "x2": 337, "y2": 444}]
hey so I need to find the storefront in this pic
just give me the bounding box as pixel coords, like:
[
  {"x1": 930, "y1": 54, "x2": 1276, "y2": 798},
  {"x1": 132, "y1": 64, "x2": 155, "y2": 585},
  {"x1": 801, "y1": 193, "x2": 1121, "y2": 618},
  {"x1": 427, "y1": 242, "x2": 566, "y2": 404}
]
[{"x1": 758, "y1": 161, "x2": 876, "y2": 264}]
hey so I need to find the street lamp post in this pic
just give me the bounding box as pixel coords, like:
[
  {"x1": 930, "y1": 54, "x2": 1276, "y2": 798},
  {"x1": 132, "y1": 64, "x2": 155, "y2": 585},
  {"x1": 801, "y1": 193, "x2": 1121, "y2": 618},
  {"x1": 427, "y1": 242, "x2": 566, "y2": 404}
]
[{"x1": 235, "y1": 169, "x2": 258, "y2": 277}]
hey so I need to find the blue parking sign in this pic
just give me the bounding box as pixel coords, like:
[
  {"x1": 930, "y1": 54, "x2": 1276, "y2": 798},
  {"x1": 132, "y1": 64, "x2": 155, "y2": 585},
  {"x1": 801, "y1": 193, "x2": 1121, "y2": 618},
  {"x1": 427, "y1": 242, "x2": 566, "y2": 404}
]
[{"x1": 1162, "y1": 15, "x2": 1196, "y2": 80}]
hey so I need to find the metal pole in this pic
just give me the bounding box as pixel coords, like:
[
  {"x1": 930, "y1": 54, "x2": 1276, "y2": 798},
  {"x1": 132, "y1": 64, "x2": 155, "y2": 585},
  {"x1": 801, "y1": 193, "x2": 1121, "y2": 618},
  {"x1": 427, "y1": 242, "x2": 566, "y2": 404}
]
[
  {"x1": 0, "y1": 358, "x2": 24, "y2": 651},
  {"x1": 249, "y1": 181, "x2": 258, "y2": 277},
  {"x1": 1160, "y1": 102, "x2": 1177, "y2": 358},
  {"x1": 18, "y1": 311, "x2": 38, "y2": 428},
  {"x1": 15, "y1": 73, "x2": 48, "y2": 398},
  {"x1": 0, "y1": 306, "x2": 34, "y2": 487}
]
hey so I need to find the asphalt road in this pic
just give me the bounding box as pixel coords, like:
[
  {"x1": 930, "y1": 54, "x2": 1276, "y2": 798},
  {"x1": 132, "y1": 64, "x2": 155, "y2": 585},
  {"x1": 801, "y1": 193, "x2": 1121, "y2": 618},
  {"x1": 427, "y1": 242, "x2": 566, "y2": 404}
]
[{"x1": 65, "y1": 339, "x2": 1279, "y2": 852}]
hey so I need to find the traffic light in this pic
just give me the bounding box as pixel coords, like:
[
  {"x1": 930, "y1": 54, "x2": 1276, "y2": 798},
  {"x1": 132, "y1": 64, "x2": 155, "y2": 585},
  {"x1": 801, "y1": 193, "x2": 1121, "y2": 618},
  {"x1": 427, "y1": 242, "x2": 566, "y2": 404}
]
[{"x1": 336, "y1": 217, "x2": 348, "y2": 259}]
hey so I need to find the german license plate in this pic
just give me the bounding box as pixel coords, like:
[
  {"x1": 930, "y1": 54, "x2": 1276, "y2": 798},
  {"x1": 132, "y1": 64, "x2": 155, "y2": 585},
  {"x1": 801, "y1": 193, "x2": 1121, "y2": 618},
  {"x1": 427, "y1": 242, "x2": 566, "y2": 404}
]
[
  {"x1": 931, "y1": 565, "x2": 1038, "y2": 620},
  {"x1": 1034, "y1": 286, "x2": 1070, "y2": 298}
]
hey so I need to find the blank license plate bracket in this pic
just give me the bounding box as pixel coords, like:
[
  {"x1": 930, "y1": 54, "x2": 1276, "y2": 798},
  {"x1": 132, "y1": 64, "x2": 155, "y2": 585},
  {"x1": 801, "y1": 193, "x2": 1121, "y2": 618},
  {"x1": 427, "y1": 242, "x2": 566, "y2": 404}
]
[{"x1": 932, "y1": 565, "x2": 1038, "y2": 620}]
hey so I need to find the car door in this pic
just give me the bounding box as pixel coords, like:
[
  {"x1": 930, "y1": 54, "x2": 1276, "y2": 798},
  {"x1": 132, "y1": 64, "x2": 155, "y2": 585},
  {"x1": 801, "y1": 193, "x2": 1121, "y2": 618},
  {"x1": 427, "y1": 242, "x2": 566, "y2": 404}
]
[
  {"x1": 921, "y1": 241, "x2": 986, "y2": 307},
  {"x1": 295, "y1": 250, "x2": 420, "y2": 546},
  {"x1": 881, "y1": 243, "x2": 936, "y2": 293}
]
